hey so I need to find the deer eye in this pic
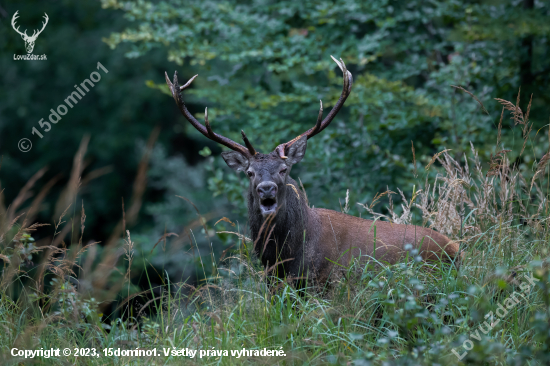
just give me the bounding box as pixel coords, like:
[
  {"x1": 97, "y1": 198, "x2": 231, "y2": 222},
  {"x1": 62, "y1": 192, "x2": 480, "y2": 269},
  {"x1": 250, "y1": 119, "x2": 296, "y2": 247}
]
[
  {"x1": 279, "y1": 168, "x2": 287, "y2": 176},
  {"x1": 247, "y1": 171, "x2": 254, "y2": 178}
]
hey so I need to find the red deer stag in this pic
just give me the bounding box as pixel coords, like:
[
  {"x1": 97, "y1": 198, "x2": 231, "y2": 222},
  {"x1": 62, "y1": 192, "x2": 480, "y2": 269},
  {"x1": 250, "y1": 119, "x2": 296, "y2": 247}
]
[{"x1": 164, "y1": 57, "x2": 461, "y2": 286}]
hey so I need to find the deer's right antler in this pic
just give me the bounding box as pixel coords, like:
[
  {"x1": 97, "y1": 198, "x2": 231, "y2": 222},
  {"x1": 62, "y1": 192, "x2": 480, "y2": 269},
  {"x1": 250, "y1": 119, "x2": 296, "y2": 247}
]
[{"x1": 164, "y1": 71, "x2": 257, "y2": 157}]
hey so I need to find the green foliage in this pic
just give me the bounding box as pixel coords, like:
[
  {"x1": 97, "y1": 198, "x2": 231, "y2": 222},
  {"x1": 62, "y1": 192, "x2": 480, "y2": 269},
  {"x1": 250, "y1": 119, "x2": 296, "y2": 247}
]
[
  {"x1": 3, "y1": 2, "x2": 550, "y2": 363},
  {"x1": 134, "y1": 142, "x2": 237, "y2": 281},
  {"x1": 3, "y1": 222, "x2": 550, "y2": 364},
  {"x1": 5, "y1": 231, "x2": 36, "y2": 266},
  {"x1": 2, "y1": 112, "x2": 550, "y2": 365},
  {"x1": 101, "y1": 0, "x2": 550, "y2": 215},
  {"x1": 0, "y1": 0, "x2": 200, "y2": 237}
]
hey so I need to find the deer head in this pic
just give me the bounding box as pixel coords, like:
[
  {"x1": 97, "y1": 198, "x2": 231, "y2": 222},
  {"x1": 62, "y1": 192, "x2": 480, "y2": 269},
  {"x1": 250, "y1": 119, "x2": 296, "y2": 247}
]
[
  {"x1": 11, "y1": 11, "x2": 49, "y2": 54},
  {"x1": 165, "y1": 56, "x2": 352, "y2": 218}
]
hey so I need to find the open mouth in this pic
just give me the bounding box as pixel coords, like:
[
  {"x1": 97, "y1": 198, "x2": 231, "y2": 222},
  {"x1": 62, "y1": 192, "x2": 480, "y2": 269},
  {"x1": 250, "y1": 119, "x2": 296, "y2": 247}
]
[{"x1": 260, "y1": 198, "x2": 277, "y2": 216}]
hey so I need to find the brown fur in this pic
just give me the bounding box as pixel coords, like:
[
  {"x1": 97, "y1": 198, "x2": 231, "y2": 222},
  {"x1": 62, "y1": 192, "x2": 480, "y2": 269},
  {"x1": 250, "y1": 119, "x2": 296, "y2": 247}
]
[
  {"x1": 309, "y1": 207, "x2": 460, "y2": 283},
  {"x1": 249, "y1": 175, "x2": 461, "y2": 287},
  {"x1": 220, "y1": 139, "x2": 462, "y2": 287}
]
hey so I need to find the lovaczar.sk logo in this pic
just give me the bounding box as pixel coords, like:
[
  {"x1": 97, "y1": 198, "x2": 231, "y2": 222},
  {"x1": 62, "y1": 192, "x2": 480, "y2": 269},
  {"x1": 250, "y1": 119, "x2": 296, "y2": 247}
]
[{"x1": 12, "y1": 10, "x2": 48, "y2": 61}]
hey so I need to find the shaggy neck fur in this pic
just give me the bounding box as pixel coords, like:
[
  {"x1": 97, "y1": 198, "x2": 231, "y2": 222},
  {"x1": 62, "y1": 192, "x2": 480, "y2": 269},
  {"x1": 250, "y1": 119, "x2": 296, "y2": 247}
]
[{"x1": 248, "y1": 177, "x2": 311, "y2": 279}]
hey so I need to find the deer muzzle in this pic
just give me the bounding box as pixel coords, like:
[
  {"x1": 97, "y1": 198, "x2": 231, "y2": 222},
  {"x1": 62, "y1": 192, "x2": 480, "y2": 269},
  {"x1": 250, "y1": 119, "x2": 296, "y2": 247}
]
[{"x1": 257, "y1": 182, "x2": 278, "y2": 216}]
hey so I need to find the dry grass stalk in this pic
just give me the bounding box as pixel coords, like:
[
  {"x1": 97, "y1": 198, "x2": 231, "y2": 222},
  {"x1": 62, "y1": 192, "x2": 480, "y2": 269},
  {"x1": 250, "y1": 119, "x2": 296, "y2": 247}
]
[
  {"x1": 530, "y1": 151, "x2": 550, "y2": 193},
  {"x1": 54, "y1": 135, "x2": 89, "y2": 219},
  {"x1": 514, "y1": 87, "x2": 522, "y2": 124},
  {"x1": 216, "y1": 231, "x2": 252, "y2": 243},
  {"x1": 520, "y1": 94, "x2": 534, "y2": 156},
  {"x1": 214, "y1": 217, "x2": 235, "y2": 227},
  {"x1": 261, "y1": 223, "x2": 277, "y2": 257},
  {"x1": 415, "y1": 152, "x2": 474, "y2": 235},
  {"x1": 6, "y1": 167, "x2": 48, "y2": 225},
  {"x1": 79, "y1": 166, "x2": 113, "y2": 187},
  {"x1": 340, "y1": 189, "x2": 350, "y2": 213},
  {"x1": 124, "y1": 230, "x2": 135, "y2": 303},
  {"x1": 357, "y1": 188, "x2": 413, "y2": 225},
  {"x1": 150, "y1": 231, "x2": 179, "y2": 254},
  {"x1": 402, "y1": 126, "x2": 546, "y2": 239},
  {"x1": 127, "y1": 127, "x2": 160, "y2": 224},
  {"x1": 35, "y1": 205, "x2": 74, "y2": 293},
  {"x1": 411, "y1": 141, "x2": 417, "y2": 177},
  {"x1": 299, "y1": 178, "x2": 309, "y2": 207},
  {"x1": 451, "y1": 85, "x2": 489, "y2": 115},
  {"x1": 124, "y1": 230, "x2": 134, "y2": 278},
  {"x1": 523, "y1": 94, "x2": 533, "y2": 134},
  {"x1": 24, "y1": 174, "x2": 61, "y2": 223},
  {"x1": 0, "y1": 253, "x2": 10, "y2": 264},
  {"x1": 487, "y1": 150, "x2": 512, "y2": 177},
  {"x1": 426, "y1": 149, "x2": 452, "y2": 171},
  {"x1": 287, "y1": 183, "x2": 301, "y2": 200},
  {"x1": 366, "y1": 190, "x2": 396, "y2": 209},
  {"x1": 496, "y1": 107, "x2": 504, "y2": 148},
  {"x1": 494, "y1": 89, "x2": 526, "y2": 127}
]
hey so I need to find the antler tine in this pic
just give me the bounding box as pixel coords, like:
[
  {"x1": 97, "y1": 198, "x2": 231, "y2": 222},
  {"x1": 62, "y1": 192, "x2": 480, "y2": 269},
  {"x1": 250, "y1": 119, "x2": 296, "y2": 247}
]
[
  {"x1": 11, "y1": 10, "x2": 17, "y2": 25},
  {"x1": 330, "y1": 55, "x2": 343, "y2": 71},
  {"x1": 164, "y1": 71, "x2": 255, "y2": 157},
  {"x1": 35, "y1": 13, "x2": 49, "y2": 36},
  {"x1": 204, "y1": 107, "x2": 214, "y2": 135},
  {"x1": 180, "y1": 74, "x2": 198, "y2": 91},
  {"x1": 11, "y1": 10, "x2": 26, "y2": 37},
  {"x1": 276, "y1": 56, "x2": 353, "y2": 159},
  {"x1": 241, "y1": 130, "x2": 257, "y2": 156},
  {"x1": 309, "y1": 100, "x2": 324, "y2": 136}
]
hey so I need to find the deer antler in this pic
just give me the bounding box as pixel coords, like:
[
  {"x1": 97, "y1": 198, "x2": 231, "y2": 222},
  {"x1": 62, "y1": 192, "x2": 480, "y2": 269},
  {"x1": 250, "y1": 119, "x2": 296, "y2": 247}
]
[
  {"x1": 11, "y1": 11, "x2": 27, "y2": 37},
  {"x1": 30, "y1": 13, "x2": 49, "y2": 39},
  {"x1": 11, "y1": 11, "x2": 49, "y2": 39},
  {"x1": 164, "y1": 71, "x2": 256, "y2": 157},
  {"x1": 276, "y1": 56, "x2": 353, "y2": 159}
]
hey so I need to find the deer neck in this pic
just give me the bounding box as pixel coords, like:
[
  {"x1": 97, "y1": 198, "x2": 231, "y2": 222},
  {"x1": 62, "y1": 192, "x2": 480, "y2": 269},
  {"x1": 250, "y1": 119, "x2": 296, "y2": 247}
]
[{"x1": 248, "y1": 177, "x2": 310, "y2": 265}]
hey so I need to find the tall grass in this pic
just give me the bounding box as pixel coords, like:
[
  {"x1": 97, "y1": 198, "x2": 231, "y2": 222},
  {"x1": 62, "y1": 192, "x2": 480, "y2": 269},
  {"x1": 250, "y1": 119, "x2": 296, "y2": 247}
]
[{"x1": 1, "y1": 95, "x2": 550, "y2": 365}]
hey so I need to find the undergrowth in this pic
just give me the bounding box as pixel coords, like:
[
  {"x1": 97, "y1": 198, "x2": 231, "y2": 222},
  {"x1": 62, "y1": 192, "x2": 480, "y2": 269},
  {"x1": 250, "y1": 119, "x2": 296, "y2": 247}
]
[{"x1": 1, "y1": 94, "x2": 550, "y2": 365}]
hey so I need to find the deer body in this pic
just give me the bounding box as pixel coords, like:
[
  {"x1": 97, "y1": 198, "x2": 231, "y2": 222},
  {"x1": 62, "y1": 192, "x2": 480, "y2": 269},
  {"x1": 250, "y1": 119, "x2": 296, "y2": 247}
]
[
  {"x1": 164, "y1": 56, "x2": 461, "y2": 287},
  {"x1": 249, "y1": 175, "x2": 458, "y2": 285}
]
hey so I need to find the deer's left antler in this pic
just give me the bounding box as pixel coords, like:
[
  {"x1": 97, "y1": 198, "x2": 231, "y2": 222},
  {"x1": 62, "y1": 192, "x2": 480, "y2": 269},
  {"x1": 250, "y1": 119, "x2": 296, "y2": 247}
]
[{"x1": 276, "y1": 56, "x2": 353, "y2": 159}]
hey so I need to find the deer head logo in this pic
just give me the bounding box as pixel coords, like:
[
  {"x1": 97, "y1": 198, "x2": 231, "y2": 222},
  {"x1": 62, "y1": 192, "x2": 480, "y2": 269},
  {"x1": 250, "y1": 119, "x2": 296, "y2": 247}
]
[{"x1": 11, "y1": 10, "x2": 49, "y2": 54}]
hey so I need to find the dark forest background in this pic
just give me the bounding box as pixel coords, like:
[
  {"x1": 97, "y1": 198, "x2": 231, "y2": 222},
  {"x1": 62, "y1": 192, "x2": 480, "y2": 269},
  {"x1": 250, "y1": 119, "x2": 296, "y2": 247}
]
[{"x1": 1, "y1": 0, "x2": 549, "y2": 290}]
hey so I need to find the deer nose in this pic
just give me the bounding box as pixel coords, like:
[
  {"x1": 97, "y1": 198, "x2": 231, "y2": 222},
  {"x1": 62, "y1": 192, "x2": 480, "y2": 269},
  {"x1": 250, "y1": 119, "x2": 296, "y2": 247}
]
[{"x1": 257, "y1": 182, "x2": 277, "y2": 199}]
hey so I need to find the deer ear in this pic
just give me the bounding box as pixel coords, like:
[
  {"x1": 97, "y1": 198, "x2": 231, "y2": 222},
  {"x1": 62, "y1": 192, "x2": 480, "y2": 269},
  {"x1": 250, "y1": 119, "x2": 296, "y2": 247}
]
[
  {"x1": 285, "y1": 135, "x2": 307, "y2": 165},
  {"x1": 221, "y1": 151, "x2": 249, "y2": 172}
]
